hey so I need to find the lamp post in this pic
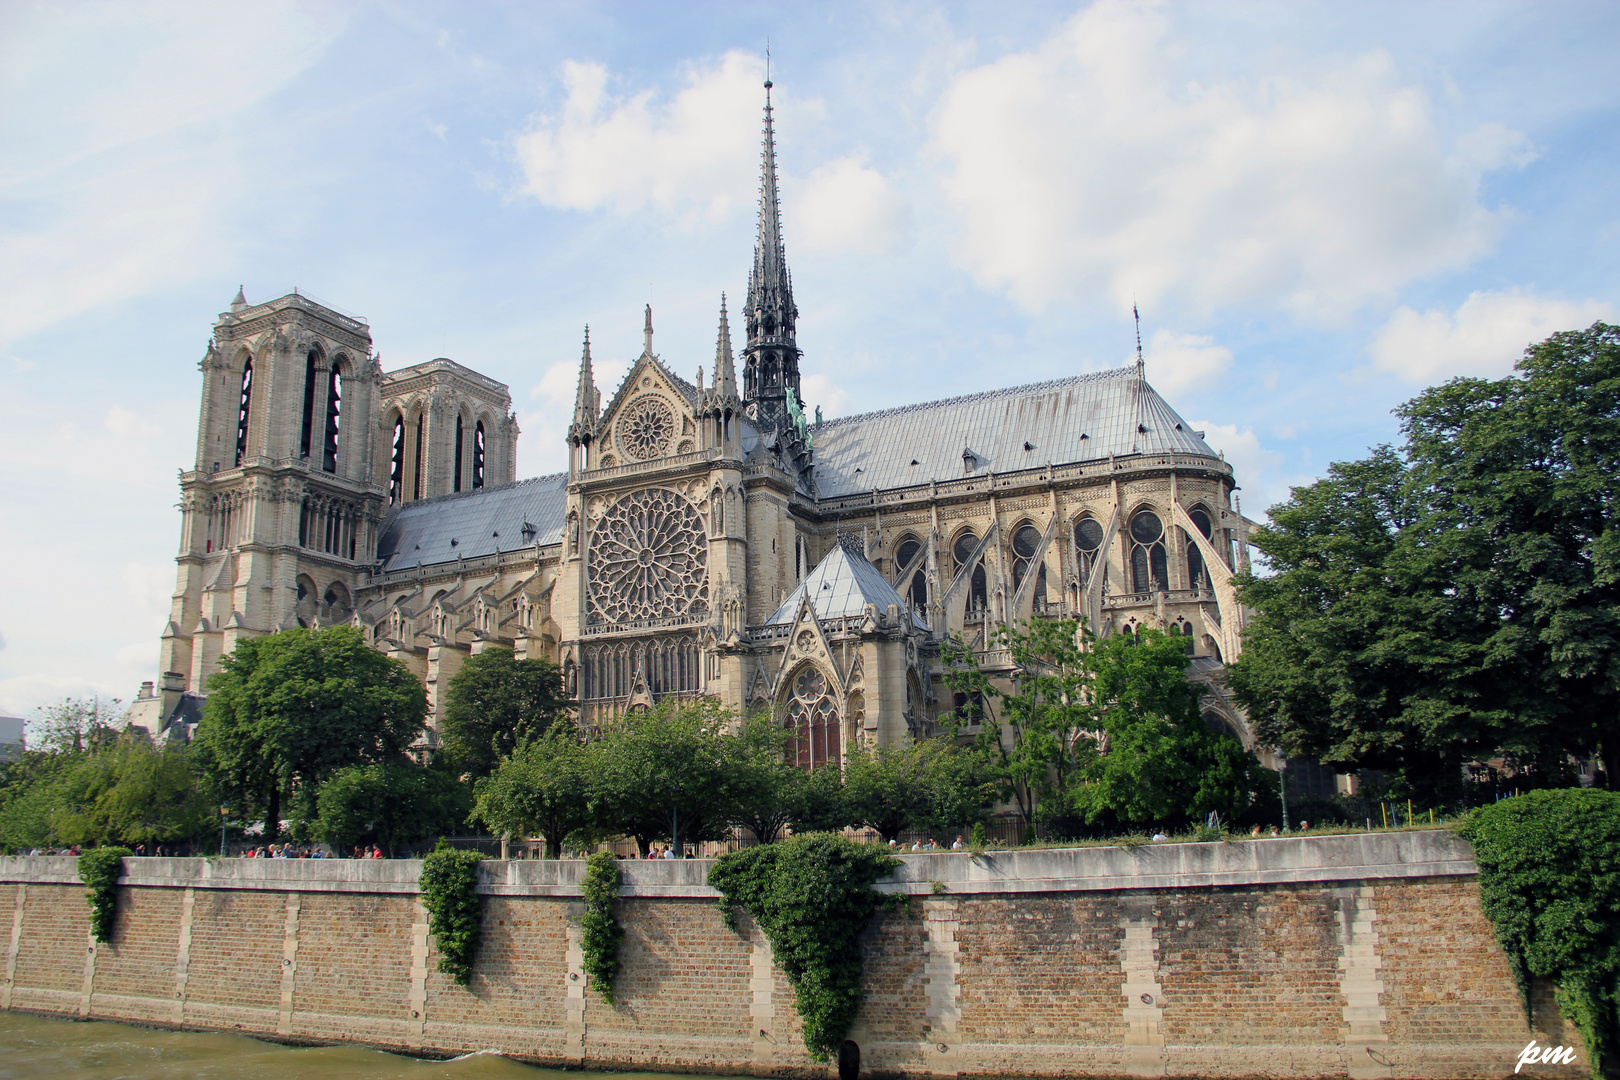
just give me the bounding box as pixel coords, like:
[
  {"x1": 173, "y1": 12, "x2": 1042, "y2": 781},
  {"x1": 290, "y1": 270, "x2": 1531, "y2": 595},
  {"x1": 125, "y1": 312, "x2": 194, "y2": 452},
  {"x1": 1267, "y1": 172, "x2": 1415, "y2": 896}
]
[
  {"x1": 1276, "y1": 752, "x2": 1290, "y2": 833},
  {"x1": 219, "y1": 805, "x2": 229, "y2": 857},
  {"x1": 671, "y1": 783, "x2": 683, "y2": 859}
]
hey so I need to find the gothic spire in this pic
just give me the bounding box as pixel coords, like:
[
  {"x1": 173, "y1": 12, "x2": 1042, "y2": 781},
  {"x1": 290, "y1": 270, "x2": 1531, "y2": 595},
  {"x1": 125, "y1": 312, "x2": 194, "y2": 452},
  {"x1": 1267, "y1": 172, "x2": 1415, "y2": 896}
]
[
  {"x1": 743, "y1": 75, "x2": 802, "y2": 429},
  {"x1": 715, "y1": 292, "x2": 737, "y2": 399},
  {"x1": 642, "y1": 304, "x2": 655, "y2": 357},
  {"x1": 572, "y1": 326, "x2": 598, "y2": 432}
]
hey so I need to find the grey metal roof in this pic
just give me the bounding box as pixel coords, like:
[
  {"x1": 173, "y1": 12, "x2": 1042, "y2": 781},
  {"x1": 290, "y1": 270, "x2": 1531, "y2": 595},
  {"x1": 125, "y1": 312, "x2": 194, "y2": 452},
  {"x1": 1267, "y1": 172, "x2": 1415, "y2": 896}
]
[
  {"x1": 809, "y1": 367, "x2": 1217, "y2": 498},
  {"x1": 377, "y1": 473, "x2": 569, "y2": 572},
  {"x1": 767, "y1": 536, "x2": 928, "y2": 628}
]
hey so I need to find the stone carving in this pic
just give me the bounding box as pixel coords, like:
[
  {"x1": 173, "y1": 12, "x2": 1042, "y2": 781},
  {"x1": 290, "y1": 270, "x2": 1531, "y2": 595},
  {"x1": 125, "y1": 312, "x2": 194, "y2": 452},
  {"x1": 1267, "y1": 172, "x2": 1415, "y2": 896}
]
[
  {"x1": 616, "y1": 396, "x2": 676, "y2": 460},
  {"x1": 587, "y1": 488, "x2": 708, "y2": 626}
]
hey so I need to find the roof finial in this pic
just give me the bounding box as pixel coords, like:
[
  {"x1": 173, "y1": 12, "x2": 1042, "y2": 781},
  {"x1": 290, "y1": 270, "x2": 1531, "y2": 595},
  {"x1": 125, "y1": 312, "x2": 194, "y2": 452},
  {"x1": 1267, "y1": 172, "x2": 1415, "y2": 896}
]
[
  {"x1": 1133, "y1": 301, "x2": 1144, "y2": 376},
  {"x1": 765, "y1": 39, "x2": 772, "y2": 89},
  {"x1": 230, "y1": 285, "x2": 247, "y2": 312},
  {"x1": 573, "y1": 325, "x2": 598, "y2": 432},
  {"x1": 715, "y1": 292, "x2": 737, "y2": 398},
  {"x1": 643, "y1": 304, "x2": 654, "y2": 356}
]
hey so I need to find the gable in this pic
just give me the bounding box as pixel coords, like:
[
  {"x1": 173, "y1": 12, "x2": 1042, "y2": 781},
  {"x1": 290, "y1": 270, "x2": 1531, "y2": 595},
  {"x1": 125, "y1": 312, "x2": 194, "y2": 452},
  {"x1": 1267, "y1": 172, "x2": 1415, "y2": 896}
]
[{"x1": 595, "y1": 357, "x2": 701, "y2": 468}]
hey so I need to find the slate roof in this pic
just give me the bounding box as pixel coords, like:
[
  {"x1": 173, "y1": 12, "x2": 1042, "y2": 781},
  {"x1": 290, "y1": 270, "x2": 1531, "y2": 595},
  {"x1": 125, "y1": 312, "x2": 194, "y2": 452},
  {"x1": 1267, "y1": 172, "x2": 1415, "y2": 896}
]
[
  {"x1": 376, "y1": 473, "x2": 569, "y2": 572},
  {"x1": 808, "y1": 367, "x2": 1217, "y2": 498},
  {"x1": 767, "y1": 536, "x2": 928, "y2": 628}
]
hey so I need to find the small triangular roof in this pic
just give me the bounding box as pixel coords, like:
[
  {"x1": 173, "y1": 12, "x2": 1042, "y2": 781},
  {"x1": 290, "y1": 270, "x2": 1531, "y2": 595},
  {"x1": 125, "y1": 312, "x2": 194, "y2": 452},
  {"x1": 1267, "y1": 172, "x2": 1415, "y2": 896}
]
[{"x1": 766, "y1": 536, "x2": 926, "y2": 628}]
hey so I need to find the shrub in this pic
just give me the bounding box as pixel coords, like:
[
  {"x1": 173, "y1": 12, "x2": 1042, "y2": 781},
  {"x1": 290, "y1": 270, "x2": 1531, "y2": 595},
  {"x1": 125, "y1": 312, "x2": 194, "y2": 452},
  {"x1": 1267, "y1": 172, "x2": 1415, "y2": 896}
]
[
  {"x1": 78, "y1": 846, "x2": 131, "y2": 943},
  {"x1": 420, "y1": 846, "x2": 483, "y2": 985},
  {"x1": 580, "y1": 851, "x2": 623, "y2": 1003}
]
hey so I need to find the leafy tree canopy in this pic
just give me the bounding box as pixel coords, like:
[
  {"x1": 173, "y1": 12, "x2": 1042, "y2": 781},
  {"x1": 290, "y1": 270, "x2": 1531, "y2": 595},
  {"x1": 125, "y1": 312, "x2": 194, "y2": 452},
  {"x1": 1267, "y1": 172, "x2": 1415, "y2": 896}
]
[
  {"x1": 1229, "y1": 324, "x2": 1620, "y2": 801},
  {"x1": 589, "y1": 700, "x2": 743, "y2": 855},
  {"x1": 195, "y1": 626, "x2": 426, "y2": 838},
  {"x1": 840, "y1": 737, "x2": 994, "y2": 842},
  {"x1": 440, "y1": 648, "x2": 567, "y2": 778},
  {"x1": 312, "y1": 762, "x2": 471, "y2": 856},
  {"x1": 470, "y1": 721, "x2": 599, "y2": 858}
]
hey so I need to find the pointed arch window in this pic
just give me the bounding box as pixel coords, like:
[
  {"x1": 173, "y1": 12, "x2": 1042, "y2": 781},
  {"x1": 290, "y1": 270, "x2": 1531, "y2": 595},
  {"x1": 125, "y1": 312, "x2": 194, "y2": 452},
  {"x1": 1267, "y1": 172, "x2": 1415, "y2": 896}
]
[
  {"x1": 1074, "y1": 516, "x2": 1105, "y2": 583},
  {"x1": 412, "y1": 415, "x2": 424, "y2": 500},
  {"x1": 954, "y1": 530, "x2": 988, "y2": 614},
  {"x1": 233, "y1": 359, "x2": 253, "y2": 466},
  {"x1": 784, "y1": 666, "x2": 840, "y2": 770},
  {"x1": 1011, "y1": 524, "x2": 1042, "y2": 591},
  {"x1": 1187, "y1": 507, "x2": 1212, "y2": 590},
  {"x1": 473, "y1": 420, "x2": 486, "y2": 489},
  {"x1": 389, "y1": 417, "x2": 405, "y2": 504},
  {"x1": 895, "y1": 537, "x2": 928, "y2": 614},
  {"x1": 1129, "y1": 510, "x2": 1168, "y2": 593},
  {"x1": 299, "y1": 351, "x2": 319, "y2": 459},
  {"x1": 322, "y1": 365, "x2": 342, "y2": 473},
  {"x1": 453, "y1": 415, "x2": 464, "y2": 493}
]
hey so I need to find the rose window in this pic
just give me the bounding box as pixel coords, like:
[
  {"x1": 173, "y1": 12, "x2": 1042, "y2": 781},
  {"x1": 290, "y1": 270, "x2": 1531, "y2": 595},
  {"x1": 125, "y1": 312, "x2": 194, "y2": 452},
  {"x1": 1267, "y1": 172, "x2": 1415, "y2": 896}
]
[
  {"x1": 616, "y1": 396, "x2": 676, "y2": 461},
  {"x1": 587, "y1": 488, "x2": 708, "y2": 626},
  {"x1": 784, "y1": 666, "x2": 840, "y2": 770}
]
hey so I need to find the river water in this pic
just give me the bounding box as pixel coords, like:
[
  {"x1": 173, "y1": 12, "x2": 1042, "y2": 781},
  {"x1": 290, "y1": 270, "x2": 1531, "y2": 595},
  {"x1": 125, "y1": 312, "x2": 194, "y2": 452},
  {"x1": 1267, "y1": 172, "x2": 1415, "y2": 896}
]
[{"x1": 0, "y1": 1012, "x2": 752, "y2": 1080}]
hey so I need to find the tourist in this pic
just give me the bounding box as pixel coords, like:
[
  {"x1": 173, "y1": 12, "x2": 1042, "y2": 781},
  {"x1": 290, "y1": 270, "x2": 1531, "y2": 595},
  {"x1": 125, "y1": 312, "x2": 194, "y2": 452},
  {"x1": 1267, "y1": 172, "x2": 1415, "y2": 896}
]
[
  {"x1": 1151, "y1": 832, "x2": 1169, "y2": 843},
  {"x1": 951, "y1": 835, "x2": 964, "y2": 850}
]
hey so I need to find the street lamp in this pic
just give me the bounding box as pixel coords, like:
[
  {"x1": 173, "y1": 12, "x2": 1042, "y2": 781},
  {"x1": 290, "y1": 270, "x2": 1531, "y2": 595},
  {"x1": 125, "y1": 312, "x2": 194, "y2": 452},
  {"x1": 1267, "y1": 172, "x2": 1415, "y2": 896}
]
[
  {"x1": 1276, "y1": 752, "x2": 1290, "y2": 833},
  {"x1": 219, "y1": 805, "x2": 229, "y2": 857}
]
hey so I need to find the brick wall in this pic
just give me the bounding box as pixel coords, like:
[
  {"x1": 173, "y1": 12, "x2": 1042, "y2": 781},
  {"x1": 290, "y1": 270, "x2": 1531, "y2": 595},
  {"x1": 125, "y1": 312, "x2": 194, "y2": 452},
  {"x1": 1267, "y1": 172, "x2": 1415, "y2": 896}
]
[{"x1": 0, "y1": 835, "x2": 1573, "y2": 1078}]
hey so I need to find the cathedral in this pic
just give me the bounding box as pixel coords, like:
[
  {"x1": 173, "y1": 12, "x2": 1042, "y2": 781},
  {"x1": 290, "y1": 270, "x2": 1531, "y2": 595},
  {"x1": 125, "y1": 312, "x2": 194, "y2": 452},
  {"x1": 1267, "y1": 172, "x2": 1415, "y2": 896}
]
[{"x1": 127, "y1": 82, "x2": 1259, "y2": 759}]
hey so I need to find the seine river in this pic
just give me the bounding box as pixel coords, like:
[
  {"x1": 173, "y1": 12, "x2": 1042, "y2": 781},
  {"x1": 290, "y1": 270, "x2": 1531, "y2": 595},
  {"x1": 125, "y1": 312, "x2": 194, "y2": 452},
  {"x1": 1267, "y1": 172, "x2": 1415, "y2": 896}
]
[{"x1": 0, "y1": 1013, "x2": 750, "y2": 1080}]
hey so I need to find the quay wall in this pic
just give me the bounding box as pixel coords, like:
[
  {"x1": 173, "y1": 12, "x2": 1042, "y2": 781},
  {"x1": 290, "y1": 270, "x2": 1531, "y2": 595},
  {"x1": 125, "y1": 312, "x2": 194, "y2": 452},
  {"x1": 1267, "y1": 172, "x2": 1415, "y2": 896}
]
[{"x1": 0, "y1": 832, "x2": 1576, "y2": 1078}]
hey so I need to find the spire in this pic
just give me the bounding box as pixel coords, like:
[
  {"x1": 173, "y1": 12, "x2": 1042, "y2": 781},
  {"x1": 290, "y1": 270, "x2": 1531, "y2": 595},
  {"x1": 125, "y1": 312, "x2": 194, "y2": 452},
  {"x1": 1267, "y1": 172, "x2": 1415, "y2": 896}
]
[
  {"x1": 1133, "y1": 302, "x2": 1144, "y2": 377},
  {"x1": 230, "y1": 286, "x2": 247, "y2": 312},
  {"x1": 715, "y1": 292, "x2": 737, "y2": 398},
  {"x1": 572, "y1": 326, "x2": 598, "y2": 432},
  {"x1": 643, "y1": 304, "x2": 654, "y2": 357},
  {"x1": 743, "y1": 73, "x2": 802, "y2": 429}
]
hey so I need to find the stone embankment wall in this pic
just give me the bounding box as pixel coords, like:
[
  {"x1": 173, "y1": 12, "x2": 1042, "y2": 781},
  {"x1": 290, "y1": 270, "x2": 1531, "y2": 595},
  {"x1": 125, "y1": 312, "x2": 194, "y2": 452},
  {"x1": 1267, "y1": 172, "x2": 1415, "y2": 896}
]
[{"x1": 0, "y1": 832, "x2": 1574, "y2": 1078}]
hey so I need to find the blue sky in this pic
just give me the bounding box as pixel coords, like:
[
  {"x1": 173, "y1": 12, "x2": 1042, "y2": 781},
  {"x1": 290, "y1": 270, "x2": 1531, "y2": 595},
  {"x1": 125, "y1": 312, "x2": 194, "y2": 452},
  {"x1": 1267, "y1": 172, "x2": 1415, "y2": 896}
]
[{"x1": 1, "y1": 0, "x2": 1617, "y2": 717}]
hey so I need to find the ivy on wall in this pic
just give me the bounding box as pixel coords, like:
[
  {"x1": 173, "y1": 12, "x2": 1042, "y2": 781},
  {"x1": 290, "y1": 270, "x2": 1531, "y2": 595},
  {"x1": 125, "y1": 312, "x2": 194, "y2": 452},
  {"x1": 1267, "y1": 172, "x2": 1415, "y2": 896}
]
[
  {"x1": 78, "y1": 846, "x2": 131, "y2": 944},
  {"x1": 420, "y1": 846, "x2": 483, "y2": 986},
  {"x1": 1463, "y1": 789, "x2": 1620, "y2": 1078},
  {"x1": 580, "y1": 851, "x2": 623, "y2": 1003},
  {"x1": 709, "y1": 833, "x2": 902, "y2": 1061}
]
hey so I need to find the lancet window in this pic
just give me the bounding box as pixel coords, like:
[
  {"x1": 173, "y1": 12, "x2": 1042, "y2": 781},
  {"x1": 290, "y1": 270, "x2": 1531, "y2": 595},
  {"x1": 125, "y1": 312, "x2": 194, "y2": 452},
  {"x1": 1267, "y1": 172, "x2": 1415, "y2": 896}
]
[
  {"x1": 300, "y1": 351, "x2": 319, "y2": 459},
  {"x1": 1073, "y1": 515, "x2": 1105, "y2": 583},
  {"x1": 389, "y1": 417, "x2": 405, "y2": 504},
  {"x1": 322, "y1": 365, "x2": 342, "y2": 473},
  {"x1": 579, "y1": 634, "x2": 701, "y2": 702},
  {"x1": 473, "y1": 421, "x2": 486, "y2": 489},
  {"x1": 412, "y1": 416, "x2": 425, "y2": 500},
  {"x1": 953, "y1": 529, "x2": 988, "y2": 614},
  {"x1": 298, "y1": 495, "x2": 359, "y2": 560},
  {"x1": 453, "y1": 416, "x2": 464, "y2": 493},
  {"x1": 784, "y1": 665, "x2": 840, "y2": 770},
  {"x1": 1186, "y1": 506, "x2": 1212, "y2": 589},
  {"x1": 1129, "y1": 510, "x2": 1169, "y2": 593},
  {"x1": 895, "y1": 537, "x2": 928, "y2": 613},
  {"x1": 233, "y1": 359, "x2": 253, "y2": 466}
]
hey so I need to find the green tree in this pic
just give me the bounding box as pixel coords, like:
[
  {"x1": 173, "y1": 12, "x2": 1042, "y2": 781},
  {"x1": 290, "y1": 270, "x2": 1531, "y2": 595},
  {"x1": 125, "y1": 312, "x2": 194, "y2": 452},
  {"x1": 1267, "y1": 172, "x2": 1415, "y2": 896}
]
[
  {"x1": 1059, "y1": 628, "x2": 1265, "y2": 827},
  {"x1": 591, "y1": 700, "x2": 741, "y2": 855},
  {"x1": 1229, "y1": 325, "x2": 1620, "y2": 800},
  {"x1": 28, "y1": 696, "x2": 120, "y2": 754},
  {"x1": 0, "y1": 751, "x2": 77, "y2": 851},
  {"x1": 195, "y1": 626, "x2": 426, "y2": 839},
  {"x1": 470, "y1": 721, "x2": 599, "y2": 858},
  {"x1": 440, "y1": 648, "x2": 567, "y2": 778},
  {"x1": 841, "y1": 738, "x2": 992, "y2": 843},
  {"x1": 314, "y1": 763, "x2": 472, "y2": 856}
]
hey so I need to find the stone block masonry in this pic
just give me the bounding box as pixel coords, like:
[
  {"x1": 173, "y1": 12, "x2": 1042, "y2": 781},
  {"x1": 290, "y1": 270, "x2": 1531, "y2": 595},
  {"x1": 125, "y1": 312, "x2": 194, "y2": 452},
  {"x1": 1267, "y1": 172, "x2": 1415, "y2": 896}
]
[{"x1": 0, "y1": 833, "x2": 1574, "y2": 1078}]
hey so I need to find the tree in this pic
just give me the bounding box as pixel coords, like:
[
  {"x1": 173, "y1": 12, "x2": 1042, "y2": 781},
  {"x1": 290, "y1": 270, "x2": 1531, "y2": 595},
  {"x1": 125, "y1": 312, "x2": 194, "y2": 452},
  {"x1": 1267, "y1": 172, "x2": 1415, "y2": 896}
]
[
  {"x1": 1229, "y1": 324, "x2": 1620, "y2": 801},
  {"x1": 313, "y1": 763, "x2": 472, "y2": 856},
  {"x1": 440, "y1": 648, "x2": 568, "y2": 778},
  {"x1": 194, "y1": 626, "x2": 426, "y2": 840},
  {"x1": 28, "y1": 696, "x2": 120, "y2": 754},
  {"x1": 591, "y1": 700, "x2": 743, "y2": 855},
  {"x1": 1058, "y1": 628, "x2": 1265, "y2": 827},
  {"x1": 841, "y1": 737, "x2": 992, "y2": 843},
  {"x1": 470, "y1": 721, "x2": 599, "y2": 858}
]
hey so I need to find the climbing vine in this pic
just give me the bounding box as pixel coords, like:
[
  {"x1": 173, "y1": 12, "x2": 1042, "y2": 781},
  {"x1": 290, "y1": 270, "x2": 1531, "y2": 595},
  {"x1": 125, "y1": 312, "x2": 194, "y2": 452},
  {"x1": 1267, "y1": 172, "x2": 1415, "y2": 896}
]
[
  {"x1": 1462, "y1": 789, "x2": 1620, "y2": 1078},
  {"x1": 78, "y1": 846, "x2": 131, "y2": 944},
  {"x1": 420, "y1": 846, "x2": 483, "y2": 986},
  {"x1": 709, "y1": 833, "x2": 902, "y2": 1061},
  {"x1": 580, "y1": 851, "x2": 623, "y2": 1003}
]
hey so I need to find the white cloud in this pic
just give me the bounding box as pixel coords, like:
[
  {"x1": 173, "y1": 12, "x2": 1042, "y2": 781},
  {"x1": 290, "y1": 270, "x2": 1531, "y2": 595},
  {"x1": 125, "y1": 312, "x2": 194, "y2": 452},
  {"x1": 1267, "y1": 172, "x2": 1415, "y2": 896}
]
[
  {"x1": 1369, "y1": 288, "x2": 1617, "y2": 383},
  {"x1": 514, "y1": 52, "x2": 769, "y2": 223},
  {"x1": 800, "y1": 373, "x2": 852, "y2": 420},
  {"x1": 931, "y1": 0, "x2": 1534, "y2": 320},
  {"x1": 104, "y1": 405, "x2": 162, "y2": 440},
  {"x1": 1141, "y1": 329, "x2": 1233, "y2": 396},
  {"x1": 796, "y1": 156, "x2": 913, "y2": 256},
  {"x1": 1191, "y1": 420, "x2": 1288, "y2": 516},
  {"x1": 524, "y1": 352, "x2": 632, "y2": 475}
]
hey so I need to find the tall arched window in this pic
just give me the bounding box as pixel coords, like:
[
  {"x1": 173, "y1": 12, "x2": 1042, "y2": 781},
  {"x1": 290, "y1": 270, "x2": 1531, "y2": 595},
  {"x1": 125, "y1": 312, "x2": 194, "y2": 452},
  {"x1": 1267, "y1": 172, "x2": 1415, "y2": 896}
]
[
  {"x1": 412, "y1": 415, "x2": 425, "y2": 500},
  {"x1": 1074, "y1": 516, "x2": 1105, "y2": 583},
  {"x1": 1129, "y1": 509, "x2": 1168, "y2": 593},
  {"x1": 1011, "y1": 524, "x2": 1042, "y2": 590},
  {"x1": 954, "y1": 529, "x2": 988, "y2": 613},
  {"x1": 895, "y1": 537, "x2": 928, "y2": 612},
  {"x1": 1187, "y1": 507, "x2": 1212, "y2": 589},
  {"x1": 299, "y1": 351, "x2": 319, "y2": 459},
  {"x1": 453, "y1": 416, "x2": 464, "y2": 493},
  {"x1": 784, "y1": 666, "x2": 840, "y2": 770},
  {"x1": 473, "y1": 420, "x2": 486, "y2": 489},
  {"x1": 233, "y1": 359, "x2": 253, "y2": 466},
  {"x1": 322, "y1": 365, "x2": 342, "y2": 473},
  {"x1": 389, "y1": 417, "x2": 405, "y2": 504}
]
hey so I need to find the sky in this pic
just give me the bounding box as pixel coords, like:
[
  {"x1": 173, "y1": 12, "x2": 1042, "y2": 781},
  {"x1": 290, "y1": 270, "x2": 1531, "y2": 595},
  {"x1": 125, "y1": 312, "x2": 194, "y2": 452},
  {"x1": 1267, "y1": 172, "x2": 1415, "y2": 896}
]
[{"x1": 1, "y1": 0, "x2": 1617, "y2": 719}]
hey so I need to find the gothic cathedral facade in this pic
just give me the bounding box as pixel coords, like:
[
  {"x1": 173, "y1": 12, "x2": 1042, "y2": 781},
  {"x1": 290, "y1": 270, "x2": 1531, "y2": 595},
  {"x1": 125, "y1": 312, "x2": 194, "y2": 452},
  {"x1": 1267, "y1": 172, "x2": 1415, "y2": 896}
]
[{"x1": 128, "y1": 84, "x2": 1258, "y2": 756}]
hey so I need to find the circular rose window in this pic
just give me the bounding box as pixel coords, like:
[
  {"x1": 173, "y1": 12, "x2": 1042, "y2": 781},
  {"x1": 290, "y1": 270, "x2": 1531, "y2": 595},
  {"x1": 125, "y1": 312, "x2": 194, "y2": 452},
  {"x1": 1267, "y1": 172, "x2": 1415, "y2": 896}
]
[
  {"x1": 616, "y1": 396, "x2": 676, "y2": 460},
  {"x1": 587, "y1": 488, "x2": 709, "y2": 627}
]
